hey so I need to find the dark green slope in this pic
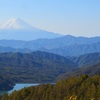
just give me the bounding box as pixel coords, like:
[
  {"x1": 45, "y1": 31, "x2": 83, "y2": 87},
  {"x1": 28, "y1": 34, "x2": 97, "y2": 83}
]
[
  {"x1": 1, "y1": 75, "x2": 100, "y2": 100},
  {"x1": 0, "y1": 51, "x2": 77, "y2": 90},
  {"x1": 0, "y1": 75, "x2": 14, "y2": 91},
  {"x1": 0, "y1": 51, "x2": 76, "y2": 68},
  {"x1": 57, "y1": 53, "x2": 100, "y2": 81},
  {"x1": 57, "y1": 62, "x2": 100, "y2": 81}
]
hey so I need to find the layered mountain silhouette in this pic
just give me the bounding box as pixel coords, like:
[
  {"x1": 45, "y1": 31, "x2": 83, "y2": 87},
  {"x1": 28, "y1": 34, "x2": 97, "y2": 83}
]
[
  {"x1": 0, "y1": 18, "x2": 61, "y2": 40},
  {"x1": 0, "y1": 46, "x2": 31, "y2": 53},
  {"x1": 0, "y1": 18, "x2": 100, "y2": 88},
  {"x1": 0, "y1": 35, "x2": 99, "y2": 56}
]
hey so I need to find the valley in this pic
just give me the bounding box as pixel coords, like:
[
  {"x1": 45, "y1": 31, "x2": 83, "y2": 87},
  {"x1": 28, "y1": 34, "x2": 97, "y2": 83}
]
[
  {"x1": 0, "y1": 33, "x2": 99, "y2": 100},
  {"x1": 0, "y1": 0, "x2": 100, "y2": 99},
  {"x1": 0, "y1": 51, "x2": 100, "y2": 91}
]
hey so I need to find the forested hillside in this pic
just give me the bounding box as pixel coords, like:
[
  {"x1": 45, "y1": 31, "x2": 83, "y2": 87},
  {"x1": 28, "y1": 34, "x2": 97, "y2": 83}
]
[
  {"x1": 0, "y1": 51, "x2": 76, "y2": 91},
  {"x1": 69, "y1": 52, "x2": 100, "y2": 67},
  {"x1": 1, "y1": 75, "x2": 100, "y2": 100},
  {"x1": 0, "y1": 76, "x2": 14, "y2": 91},
  {"x1": 57, "y1": 62, "x2": 100, "y2": 81}
]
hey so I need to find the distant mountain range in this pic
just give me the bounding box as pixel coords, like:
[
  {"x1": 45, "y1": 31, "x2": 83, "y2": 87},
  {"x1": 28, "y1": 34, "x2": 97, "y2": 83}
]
[
  {"x1": 0, "y1": 18, "x2": 62, "y2": 40},
  {"x1": 0, "y1": 35, "x2": 99, "y2": 56},
  {"x1": 0, "y1": 46, "x2": 31, "y2": 53},
  {"x1": 43, "y1": 42, "x2": 100, "y2": 56}
]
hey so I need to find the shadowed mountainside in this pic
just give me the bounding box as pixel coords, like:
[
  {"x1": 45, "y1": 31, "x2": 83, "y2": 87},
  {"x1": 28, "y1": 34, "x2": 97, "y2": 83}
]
[{"x1": 0, "y1": 51, "x2": 77, "y2": 91}]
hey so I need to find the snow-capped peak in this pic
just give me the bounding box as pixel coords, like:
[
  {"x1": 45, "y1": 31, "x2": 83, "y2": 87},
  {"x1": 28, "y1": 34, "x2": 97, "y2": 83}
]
[{"x1": 0, "y1": 18, "x2": 37, "y2": 30}]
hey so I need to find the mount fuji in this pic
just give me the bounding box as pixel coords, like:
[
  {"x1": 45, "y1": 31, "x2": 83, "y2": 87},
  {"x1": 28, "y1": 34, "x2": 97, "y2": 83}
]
[{"x1": 0, "y1": 18, "x2": 62, "y2": 40}]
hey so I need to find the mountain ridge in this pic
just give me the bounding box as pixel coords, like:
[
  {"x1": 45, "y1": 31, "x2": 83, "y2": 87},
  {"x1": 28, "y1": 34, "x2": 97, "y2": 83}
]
[
  {"x1": 0, "y1": 51, "x2": 77, "y2": 87},
  {"x1": 57, "y1": 53, "x2": 100, "y2": 80},
  {"x1": 0, "y1": 35, "x2": 99, "y2": 56}
]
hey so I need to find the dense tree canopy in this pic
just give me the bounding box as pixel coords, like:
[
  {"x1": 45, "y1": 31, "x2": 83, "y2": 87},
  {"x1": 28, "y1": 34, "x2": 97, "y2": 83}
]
[{"x1": 1, "y1": 75, "x2": 100, "y2": 100}]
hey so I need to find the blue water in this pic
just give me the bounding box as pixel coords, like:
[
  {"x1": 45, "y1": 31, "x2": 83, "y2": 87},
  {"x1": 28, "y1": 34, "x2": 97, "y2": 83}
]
[
  {"x1": 1, "y1": 83, "x2": 54, "y2": 95},
  {"x1": 8, "y1": 83, "x2": 39, "y2": 94}
]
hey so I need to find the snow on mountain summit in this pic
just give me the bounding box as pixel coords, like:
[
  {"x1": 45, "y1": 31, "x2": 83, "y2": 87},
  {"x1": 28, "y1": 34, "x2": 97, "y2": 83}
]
[
  {"x1": 0, "y1": 18, "x2": 62, "y2": 40},
  {"x1": 0, "y1": 18, "x2": 37, "y2": 30}
]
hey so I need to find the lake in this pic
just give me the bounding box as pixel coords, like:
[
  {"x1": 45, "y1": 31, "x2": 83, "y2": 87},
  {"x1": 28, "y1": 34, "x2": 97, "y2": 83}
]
[
  {"x1": 8, "y1": 83, "x2": 39, "y2": 94},
  {"x1": 0, "y1": 83, "x2": 55, "y2": 95},
  {"x1": 0, "y1": 83, "x2": 39, "y2": 95}
]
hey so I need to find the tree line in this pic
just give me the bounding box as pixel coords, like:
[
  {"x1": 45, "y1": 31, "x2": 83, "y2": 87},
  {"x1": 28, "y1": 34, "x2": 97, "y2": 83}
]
[{"x1": 1, "y1": 75, "x2": 100, "y2": 100}]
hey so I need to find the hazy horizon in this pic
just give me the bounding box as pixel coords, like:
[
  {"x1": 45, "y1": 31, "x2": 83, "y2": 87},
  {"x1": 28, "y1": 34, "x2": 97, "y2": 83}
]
[{"x1": 0, "y1": 0, "x2": 100, "y2": 37}]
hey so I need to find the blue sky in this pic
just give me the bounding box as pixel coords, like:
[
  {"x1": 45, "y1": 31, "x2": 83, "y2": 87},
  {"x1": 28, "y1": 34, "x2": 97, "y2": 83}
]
[{"x1": 0, "y1": 0, "x2": 100, "y2": 37}]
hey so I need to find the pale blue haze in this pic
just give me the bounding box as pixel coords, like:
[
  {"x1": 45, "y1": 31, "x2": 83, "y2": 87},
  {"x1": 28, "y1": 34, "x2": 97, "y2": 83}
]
[{"x1": 0, "y1": 0, "x2": 100, "y2": 36}]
